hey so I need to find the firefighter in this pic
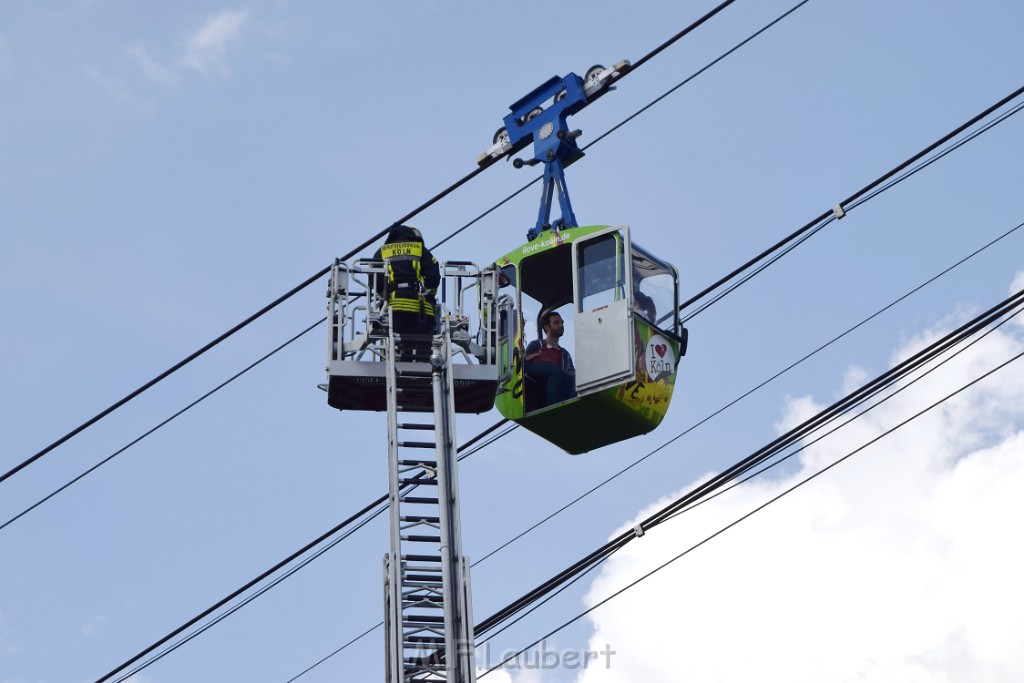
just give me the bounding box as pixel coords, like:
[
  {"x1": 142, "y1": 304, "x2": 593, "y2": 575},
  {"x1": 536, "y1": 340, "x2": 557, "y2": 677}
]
[{"x1": 373, "y1": 224, "x2": 441, "y2": 361}]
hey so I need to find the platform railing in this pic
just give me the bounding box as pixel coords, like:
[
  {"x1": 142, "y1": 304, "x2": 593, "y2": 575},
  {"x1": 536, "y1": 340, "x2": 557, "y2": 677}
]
[{"x1": 327, "y1": 260, "x2": 499, "y2": 370}]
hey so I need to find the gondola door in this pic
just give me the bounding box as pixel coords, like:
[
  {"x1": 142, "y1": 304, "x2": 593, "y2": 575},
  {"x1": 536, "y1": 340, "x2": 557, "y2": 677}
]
[{"x1": 572, "y1": 226, "x2": 635, "y2": 394}]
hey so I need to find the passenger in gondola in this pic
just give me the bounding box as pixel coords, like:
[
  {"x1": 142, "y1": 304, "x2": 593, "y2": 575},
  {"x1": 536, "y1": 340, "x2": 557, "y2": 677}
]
[
  {"x1": 524, "y1": 311, "x2": 576, "y2": 408},
  {"x1": 373, "y1": 224, "x2": 441, "y2": 361},
  {"x1": 633, "y1": 272, "x2": 656, "y2": 321}
]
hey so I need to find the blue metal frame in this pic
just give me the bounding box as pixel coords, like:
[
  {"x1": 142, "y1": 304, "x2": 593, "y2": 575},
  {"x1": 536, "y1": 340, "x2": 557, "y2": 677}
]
[{"x1": 502, "y1": 73, "x2": 591, "y2": 241}]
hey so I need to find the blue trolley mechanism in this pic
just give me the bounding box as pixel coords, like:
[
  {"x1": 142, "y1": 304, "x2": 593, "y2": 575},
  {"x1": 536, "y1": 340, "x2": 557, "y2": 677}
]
[{"x1": 481, "y1": 62, "x2": 689, "y2": 454}]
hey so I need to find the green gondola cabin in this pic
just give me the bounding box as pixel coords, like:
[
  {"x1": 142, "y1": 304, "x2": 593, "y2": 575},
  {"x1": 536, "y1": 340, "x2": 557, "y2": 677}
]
[{"x1": 493, "y1": 224, "x2": 687, "y2": 454}]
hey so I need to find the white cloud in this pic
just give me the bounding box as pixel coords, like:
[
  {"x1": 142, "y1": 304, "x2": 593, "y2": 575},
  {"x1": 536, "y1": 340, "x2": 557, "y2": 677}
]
[
  {"x1": 571, "y1": 310, "x2": 1024, "y2": 681},
  {"x1": 840, "y1": 364, "x2": 871, "y2": 396},
  {"x1": 83, "y1": 66, "x2": 150, "y2": 112},
  {"x1": 480, "y1": 667, "x2": 539, "y2": 683},
  {"x1": 127, "y1": 44, "x2": 180, "y2": 87},
  {"x1": 1011, "y1": 271, "x2": 1024, "y2": 297},
  {"x1": 1011, "y1": 273, "x2": 1024, "y2": 331},
  {"x1": 772, "y1": 392, "x2": 822, "y2": 436},
  {"x1": 1007, "y1": 270, "x2": 1024, "y2": 303},
  {"x1": 83, "y1": 11, "x2": 250, "y2": 110},
  {"x1": 177, "y1": 10, "x2": 250, "y2": 78}
]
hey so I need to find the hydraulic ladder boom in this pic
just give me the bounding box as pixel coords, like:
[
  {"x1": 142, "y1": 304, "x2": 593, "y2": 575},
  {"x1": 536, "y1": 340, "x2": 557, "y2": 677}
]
[{"x1": 383, "y1": 324, "x2": 476, "y2": 682}]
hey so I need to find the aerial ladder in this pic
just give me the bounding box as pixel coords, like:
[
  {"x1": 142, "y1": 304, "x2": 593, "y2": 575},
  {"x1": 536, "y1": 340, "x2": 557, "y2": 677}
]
[
  {"x1": 381, "y1": 322, "x2": 477, "y2": 682},
  {"x1": 326, "y1": 260, "x2": 499, "y2": 682}
]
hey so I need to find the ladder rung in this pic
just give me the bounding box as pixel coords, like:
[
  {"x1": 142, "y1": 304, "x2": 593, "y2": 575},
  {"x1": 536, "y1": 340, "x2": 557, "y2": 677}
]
[
  {"x1": 396, "y1": 405, "x2": 433, "y2": 413},
  {"x1": 405, "y1": 574, "x2": 442, "y2": 583},
  {"x1": 404, "y1": 563, "x2": 443, "y2": 572},
  {"x1": 402, "y1": 534, "x2": 441, "y2": 543},
  {"x1": 398, "y1": 441, "x2": 435, "y2": 449},
  {"x1": 401, "y1": 515, "x2": 440, "y2": 524},
  {"x1": 399, "y1": 423, "x2": 435, "y2": 431},
  {"x1": 400, "y1": 497, "x2": 439, "y2": 506},
  {"x1": 400, "y1": 478, "x2": 437, "y2": 486},
  {"x1": 403, "y1": 554, "x2": 441, "y2": 562},
  {"x1": 404, "y1": 636, "x2": 445, "y2": 645},
  {"x1": 405, "y1": 613, "x2": 444, "y2": 623}
]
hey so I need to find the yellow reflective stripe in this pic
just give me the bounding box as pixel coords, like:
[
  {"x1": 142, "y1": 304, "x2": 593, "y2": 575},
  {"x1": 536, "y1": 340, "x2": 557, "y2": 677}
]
[
  {"x1": 388, "y1": 298, "x2": 435, "y2": 315},
  {"x1": 380, "y1": 241, "x2": 423, "y2": 259}
]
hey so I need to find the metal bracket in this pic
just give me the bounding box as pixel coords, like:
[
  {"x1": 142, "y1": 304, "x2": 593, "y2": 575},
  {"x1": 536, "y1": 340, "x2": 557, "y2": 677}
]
[{"x1": 475, "y1": 60, "x2": 631, "y2": 241}]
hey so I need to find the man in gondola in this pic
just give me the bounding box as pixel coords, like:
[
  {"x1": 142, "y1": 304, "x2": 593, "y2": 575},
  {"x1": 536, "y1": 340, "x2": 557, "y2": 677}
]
[
  {"x1": 373, "y1": 224, "x2": 440, "y2": 361},
  {"x1": 524, "y1": 311, "x2": 576, "y2": 407}
]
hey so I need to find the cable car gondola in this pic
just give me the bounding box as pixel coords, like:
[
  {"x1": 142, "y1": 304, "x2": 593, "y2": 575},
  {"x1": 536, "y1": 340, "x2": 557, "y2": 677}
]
[
  {"x1": 493, "y1": 224, "x2": 687, "y2": 453},
  {"x1": 481, "y1": 62, "x2": 687, "y2": 454}
]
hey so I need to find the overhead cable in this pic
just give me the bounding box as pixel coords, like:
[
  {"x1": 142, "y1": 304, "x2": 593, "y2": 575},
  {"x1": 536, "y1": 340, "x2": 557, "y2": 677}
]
[
  {"x1": 473, "y1": 287, "x2": 1024, "y2": 639},
  {"x1": 112, "y1": 498, "x2": 389, "y2": 683},
  {"x1": 90, "y1": 489, "x2": 390, "y2": 683},
  {"x1": 677, "y1": 83, "x2": 1024, "y2": 318},
  {"x1": 681, "y1": 100, "x2": 1024, "y2": 323},
  {"x1": 627, "y1": 0, "x2": 738, "y2": 72},
  {"x1": 89, "y1": 419, "x2": 511, "y2": 683},
  {"x1": 847, "y1": 98, "x2": 1024, "y2": 212},
  {"x1": 0, "y1": 319, "x2": 325, "y2": 532},
  {"x1": 479, "y1": 340, "x2": 1024, "y2": 677},
  {"x1": 660, "y1": 303, "x2": 1024, "y2": 525}
]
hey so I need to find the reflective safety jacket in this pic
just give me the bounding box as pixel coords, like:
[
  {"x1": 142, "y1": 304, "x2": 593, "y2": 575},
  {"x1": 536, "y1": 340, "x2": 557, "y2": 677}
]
[{"x1": 373, "y1": 225, "x2": 441, "y2": 318}]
